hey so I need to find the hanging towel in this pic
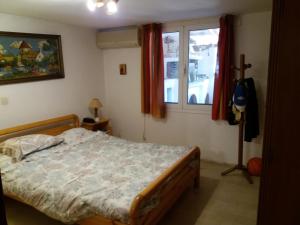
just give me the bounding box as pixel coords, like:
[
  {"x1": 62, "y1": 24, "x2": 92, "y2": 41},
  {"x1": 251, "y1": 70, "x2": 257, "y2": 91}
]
[{"x1": 244, "y1": 78, "x2": 259, "y2": 142}]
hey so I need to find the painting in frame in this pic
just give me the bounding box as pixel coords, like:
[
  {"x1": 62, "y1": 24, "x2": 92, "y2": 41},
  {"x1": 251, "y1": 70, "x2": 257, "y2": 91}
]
[{"x1": 0, "y1": 31, "x2": 64, "y2": 85}]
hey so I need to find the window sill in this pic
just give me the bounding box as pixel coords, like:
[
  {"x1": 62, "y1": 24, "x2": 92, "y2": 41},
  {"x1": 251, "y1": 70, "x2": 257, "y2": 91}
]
[{"x1": 166, "y1": 105, "x2": 211, "y2": 115}]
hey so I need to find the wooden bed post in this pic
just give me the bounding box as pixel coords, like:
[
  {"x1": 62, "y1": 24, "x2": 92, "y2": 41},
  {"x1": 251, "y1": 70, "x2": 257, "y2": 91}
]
[{"x1": 194, "y1": 149, "x2": 201, "y2": 188}]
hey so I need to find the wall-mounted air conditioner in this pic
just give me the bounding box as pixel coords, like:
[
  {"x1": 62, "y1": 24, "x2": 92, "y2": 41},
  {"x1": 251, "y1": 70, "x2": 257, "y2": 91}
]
[{"x1": 96, "y1": 27, "x2": 141, "y2": 49}]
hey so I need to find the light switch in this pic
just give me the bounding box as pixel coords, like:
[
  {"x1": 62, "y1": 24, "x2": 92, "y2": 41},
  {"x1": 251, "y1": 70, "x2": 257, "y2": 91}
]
[{"x1": 0, "y1": 97, "x2": 8, "y2": 105}]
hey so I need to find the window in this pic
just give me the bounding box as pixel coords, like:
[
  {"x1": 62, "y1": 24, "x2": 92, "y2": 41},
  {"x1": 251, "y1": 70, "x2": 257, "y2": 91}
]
[
  {"x1": 163, "y1": 32, "x2": 180, "y2": 104},
  {"x1": 163, "y1": 25, "x2": 219, "y2": 110},
  {"x1": 166, "y1": 88, "x2": 173, "y2": 102},
  {"x1": 187, "y1": 29, "x2": 219, "y2": 105}
]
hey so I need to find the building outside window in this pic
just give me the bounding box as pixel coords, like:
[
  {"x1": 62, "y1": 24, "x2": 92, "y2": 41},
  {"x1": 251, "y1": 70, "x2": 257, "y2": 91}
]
[{"x1": 163, "y1": 32, "x2": 180, "y2": 104}]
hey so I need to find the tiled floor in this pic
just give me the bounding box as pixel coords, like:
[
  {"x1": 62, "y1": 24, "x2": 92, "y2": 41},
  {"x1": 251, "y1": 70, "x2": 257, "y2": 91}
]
[{"x1": 5, "y1": 161, "x2": 260, "y2": 225}]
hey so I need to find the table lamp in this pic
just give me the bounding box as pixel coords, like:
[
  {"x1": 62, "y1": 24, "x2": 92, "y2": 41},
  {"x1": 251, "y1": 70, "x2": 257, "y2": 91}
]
[{"x1": 89, "y1": 98, "x2": 103, "y2": 122}]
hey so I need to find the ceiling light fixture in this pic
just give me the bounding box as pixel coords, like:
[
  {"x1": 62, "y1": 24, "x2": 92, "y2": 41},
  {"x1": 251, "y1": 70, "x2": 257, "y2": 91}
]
[
  {"x1": 87, "y1": 0, "x2": 96, "y2": 12},
  {"x1": 106, "y1": 0, "x2": 118, "y2": 15},
  {"x1": 86, "y1": 0, "x2": 119, "y2": 15},
  {"x1": 95, "y1": 0, "x2": 105, "y2": 8}
]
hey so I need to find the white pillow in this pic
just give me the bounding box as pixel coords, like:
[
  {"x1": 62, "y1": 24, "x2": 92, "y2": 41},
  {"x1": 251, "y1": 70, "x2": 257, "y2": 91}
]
[
  {"x1": 0, "y1": 134, "x2": 64, "y2": 162},
  {"x1": 58, "y1": 128, "x2": 95, "y2": 145}
]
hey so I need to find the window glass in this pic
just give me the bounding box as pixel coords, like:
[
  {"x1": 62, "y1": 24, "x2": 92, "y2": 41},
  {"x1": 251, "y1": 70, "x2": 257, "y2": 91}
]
[
  {"x1": 163, "y1": 32, "x2": 180, "y2": 104},
  {"x1": 187, "y1": 28, "x2": 219, "y2": 105}
]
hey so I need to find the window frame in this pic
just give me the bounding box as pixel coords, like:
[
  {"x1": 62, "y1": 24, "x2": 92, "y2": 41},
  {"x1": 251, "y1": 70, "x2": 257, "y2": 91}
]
[
  {"x1": 183, "y1": 24, "x2": 220, "y2": 112},
  {"x1": 163, "y1": 20, "x2": 219, "y2": 114}
]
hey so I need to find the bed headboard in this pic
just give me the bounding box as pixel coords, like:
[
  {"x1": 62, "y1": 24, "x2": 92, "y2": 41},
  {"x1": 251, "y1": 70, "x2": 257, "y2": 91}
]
[{"x1": 0, "y1": 114, "x2": 80, "y2": 142}]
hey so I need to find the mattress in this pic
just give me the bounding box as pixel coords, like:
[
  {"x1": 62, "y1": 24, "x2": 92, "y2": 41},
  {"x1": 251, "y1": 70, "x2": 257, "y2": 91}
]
[{"x1": 0, "y1": 130, "x2": 189, "y2": 224}]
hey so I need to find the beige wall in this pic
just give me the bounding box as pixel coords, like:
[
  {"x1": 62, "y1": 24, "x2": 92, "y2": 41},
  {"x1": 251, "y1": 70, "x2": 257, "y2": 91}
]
[
  {"x1": 102, "y1": 11, "x2": 272, "y2": 164},
  {"x1": 0, "y1": 13, "x2": 104, "y2": 129}
]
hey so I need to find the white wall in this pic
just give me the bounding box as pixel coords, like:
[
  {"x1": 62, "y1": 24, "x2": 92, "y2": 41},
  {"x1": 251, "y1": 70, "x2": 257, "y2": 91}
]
[
  {"x1": 103, "y1": 11, "x2": 272, "y2": 164},
  {"x1": 0, "y1": 13, "x2": 104, "y2": 129}
]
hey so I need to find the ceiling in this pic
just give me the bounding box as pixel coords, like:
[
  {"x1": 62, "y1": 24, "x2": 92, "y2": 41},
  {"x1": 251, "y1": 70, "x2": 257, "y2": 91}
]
[{"x1": 0, "y1": 0, "x2": 272, "y2": 29}]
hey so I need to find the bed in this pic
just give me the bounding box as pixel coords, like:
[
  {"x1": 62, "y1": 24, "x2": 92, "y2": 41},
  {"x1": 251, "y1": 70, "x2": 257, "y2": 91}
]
[{"x1": 0, "y1": 114, "x2": 200, "y2": 225}]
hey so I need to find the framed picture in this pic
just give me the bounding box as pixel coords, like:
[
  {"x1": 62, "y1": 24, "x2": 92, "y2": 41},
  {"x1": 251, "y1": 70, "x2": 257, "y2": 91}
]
[
  {"x1": 0, "y1": 31, "x2": 64, "y2": 85},
  {"x1": 119, "y1": 64, "x2": 127, "y2": 75}
]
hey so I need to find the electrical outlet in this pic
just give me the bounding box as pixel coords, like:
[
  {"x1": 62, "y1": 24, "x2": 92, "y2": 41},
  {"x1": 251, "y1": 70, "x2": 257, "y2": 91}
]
[{"x1": 0, "y1": 97, "x2": 8, "y2": 106}]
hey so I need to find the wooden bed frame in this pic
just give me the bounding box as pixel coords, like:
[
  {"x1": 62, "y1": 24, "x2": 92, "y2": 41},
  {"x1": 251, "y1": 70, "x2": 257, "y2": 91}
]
[{"x1": 0, "y1": 114, "x2": 201, "y2": 225}]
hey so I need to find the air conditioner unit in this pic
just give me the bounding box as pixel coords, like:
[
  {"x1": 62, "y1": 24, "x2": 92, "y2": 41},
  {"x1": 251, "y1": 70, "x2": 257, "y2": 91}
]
[{"x1": 96, "y1": 27, "x2": 141, "y2": 49}]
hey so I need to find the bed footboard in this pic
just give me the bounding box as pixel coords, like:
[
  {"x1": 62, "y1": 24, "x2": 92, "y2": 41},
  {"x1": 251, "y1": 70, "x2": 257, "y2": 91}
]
[
  {"x1": 129, "y1": 146, "x2": 200, "y2": 225},
  {"x1": 79, "y1": 147, "x2": 200, "y2": 225}
]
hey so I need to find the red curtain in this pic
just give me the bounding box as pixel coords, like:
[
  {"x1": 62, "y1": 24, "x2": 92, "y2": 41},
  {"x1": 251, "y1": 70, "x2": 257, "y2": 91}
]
[
  {"x1": 141, "y1": 23, "x2": 166, "y2": 118},
  {"x1": 212, "y1": 15, "x2": 235, "y2": 120}
]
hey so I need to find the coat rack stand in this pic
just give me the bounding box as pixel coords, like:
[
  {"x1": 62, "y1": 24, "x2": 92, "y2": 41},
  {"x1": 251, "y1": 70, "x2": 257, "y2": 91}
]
[{"x1": 221, "y1": 54, "x2": 253, "y2": 184}]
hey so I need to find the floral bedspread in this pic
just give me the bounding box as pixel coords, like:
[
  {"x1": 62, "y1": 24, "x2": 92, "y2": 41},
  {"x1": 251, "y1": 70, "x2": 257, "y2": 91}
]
[{"x1": 0, "y1": 131, "x2": 190, "y2": 224}]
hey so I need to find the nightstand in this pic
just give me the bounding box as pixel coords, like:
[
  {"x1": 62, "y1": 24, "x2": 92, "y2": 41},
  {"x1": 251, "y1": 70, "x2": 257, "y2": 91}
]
[{"x1": 81, "y1": 118, "x2": 112, "y2": 135}]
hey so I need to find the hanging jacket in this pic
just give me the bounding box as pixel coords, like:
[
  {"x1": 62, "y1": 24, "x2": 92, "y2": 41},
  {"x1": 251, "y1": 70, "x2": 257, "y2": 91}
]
[
  {"x1": 244, "y1": 77, "x2": 259, "y2": 142},
  {"x1": 228, "y1": 80, "x2": 240, "y2": 125}
]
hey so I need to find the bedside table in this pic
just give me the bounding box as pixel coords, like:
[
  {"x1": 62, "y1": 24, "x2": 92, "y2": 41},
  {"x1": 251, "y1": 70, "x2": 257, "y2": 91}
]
[{"x1": 81, "y1": 118, "x2": 112, "y2": 135}]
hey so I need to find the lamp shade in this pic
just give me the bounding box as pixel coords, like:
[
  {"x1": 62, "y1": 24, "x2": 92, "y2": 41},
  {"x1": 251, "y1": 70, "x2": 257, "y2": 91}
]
[{"x1": 89, "y1": 98, "x2": 103, "y2": 109}]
